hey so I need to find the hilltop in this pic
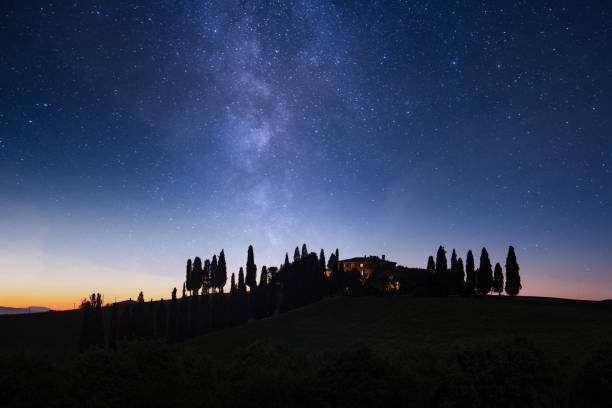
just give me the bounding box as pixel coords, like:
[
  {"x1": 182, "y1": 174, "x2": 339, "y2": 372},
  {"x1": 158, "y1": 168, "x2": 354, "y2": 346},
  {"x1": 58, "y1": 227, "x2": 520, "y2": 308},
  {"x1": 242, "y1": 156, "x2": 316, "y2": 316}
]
[{"x1": 2, "y1": 295, "x2": 612, "y2": 360}]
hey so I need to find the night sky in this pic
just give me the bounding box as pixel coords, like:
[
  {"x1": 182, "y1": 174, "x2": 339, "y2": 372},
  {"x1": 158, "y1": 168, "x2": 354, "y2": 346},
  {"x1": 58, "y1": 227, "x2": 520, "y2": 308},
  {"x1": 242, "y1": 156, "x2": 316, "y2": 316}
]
[{"x1": 1, "y1": 1, "x2": 611, "y2": 308}]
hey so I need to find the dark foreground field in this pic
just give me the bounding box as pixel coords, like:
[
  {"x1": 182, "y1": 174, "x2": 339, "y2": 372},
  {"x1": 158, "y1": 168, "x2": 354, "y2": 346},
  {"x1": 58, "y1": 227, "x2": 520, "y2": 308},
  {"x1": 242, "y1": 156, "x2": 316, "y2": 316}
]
[{"x1": 2, "y1": 296, "x2": 612, "y2": 407}]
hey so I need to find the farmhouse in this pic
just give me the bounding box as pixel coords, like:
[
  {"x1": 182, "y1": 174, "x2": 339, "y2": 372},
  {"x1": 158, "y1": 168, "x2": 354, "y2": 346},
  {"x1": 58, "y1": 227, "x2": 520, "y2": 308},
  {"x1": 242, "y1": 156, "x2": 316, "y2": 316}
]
[{"x1": 338, "y1": 255, "x2": 397, "y2": 279}]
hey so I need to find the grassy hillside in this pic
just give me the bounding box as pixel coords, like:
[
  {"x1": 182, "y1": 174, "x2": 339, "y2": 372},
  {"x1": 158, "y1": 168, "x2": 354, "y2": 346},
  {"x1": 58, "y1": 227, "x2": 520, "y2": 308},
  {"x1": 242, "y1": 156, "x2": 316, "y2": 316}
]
[
  {"x1": 2, "y1": 295, "x2": 612, "y2": 360},
  {"x1": 0, "y1": 309, "x2": 82, "y2": 358},
  {"x1": 3, "y1": 296, "x2": 612, "y2": 407},
  {"x1": 185, "y1": 295, "x2": 612, "y2": 360}
]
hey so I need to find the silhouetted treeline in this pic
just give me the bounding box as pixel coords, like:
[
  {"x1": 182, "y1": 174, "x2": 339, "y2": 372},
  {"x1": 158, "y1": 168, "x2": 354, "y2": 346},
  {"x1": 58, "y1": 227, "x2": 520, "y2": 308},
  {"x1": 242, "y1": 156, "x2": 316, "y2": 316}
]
[
  {"x1": 426, "y1": 245, "x2": 521, "y2": 297},
  {"x1": 78, "y1": 244, "x2": 521, "y2": 350}
]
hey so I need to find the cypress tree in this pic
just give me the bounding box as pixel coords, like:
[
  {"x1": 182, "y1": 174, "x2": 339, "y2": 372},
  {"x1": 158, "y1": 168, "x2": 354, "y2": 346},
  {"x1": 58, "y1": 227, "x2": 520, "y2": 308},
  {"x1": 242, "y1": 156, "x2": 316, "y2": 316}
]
[
  {"x1": 284, "y1": 253, "x2": 290, "y2": 269},
  {"x1": 465, "y1": 250, "x2": 476, "y2": 295},
  {"x1": 435, "y1": 246, "x2": 448, "y2": 294},
  {"x1": 327, "y1": 252, "x2": 337, "y2": 274},
  {"x1": 477, "y1": 247, "x2": 493, "y2": 295},
  {"x1": 457, "y1": 258, "x2": 465, "y2": 293},
  {"x1": 210, "y1": 255, "x2": 218, "y2": 293},
  {"x1": 450, "y1": 249, "x2": 458, "y2": 293},
  {"x1": 505, "y1": 246, "x2": 522, "y2": 297},
  {"x1": 450, "y1": 249, "x2": 457, "y2": 274},
  {"x1": 301, "y1": 243, "x2": 308, "y2": 259},
  {"x1": 217, "y1": 250, "x2": 228, "y2": 293},
  {"x1": 182, "y1": 282, "x2": 186, "y2": 298},
  {"x1": 493, "y1": 262, "x2": 504, "y2": 295},
  {"x1": 319, "y1": 249, "x2": 326, "y2": 275},
  {"x1": 191, "y1": 257, "x2": 203, "y2": 295},
  {"x1": 327, "y1": 251, "x2": 339, "y2": 295},
  {"x1": 238, "y1": 267, "x2": 247, "y2": 294},
  {"x1": 230, "y1": 273, "x2": 237, "y2": 295},
  {"x1": 202, "y1": 259, "x2": 211, "y2": 294},
  {"x1": 185, "y1": 259, "x2": 193, "y2": 295},
  {"x1": 427, "y1": 256, "x2": 435, "y2": 272},
  {"x1": 259, "y1": 266, "x2": 268, "y2": 287},
  {"x1": 294, "y1": 247, "x2": 300, "y2": 263},
  {"x1": 246, "y1": 245, "x2": 257, "y2": 291}
]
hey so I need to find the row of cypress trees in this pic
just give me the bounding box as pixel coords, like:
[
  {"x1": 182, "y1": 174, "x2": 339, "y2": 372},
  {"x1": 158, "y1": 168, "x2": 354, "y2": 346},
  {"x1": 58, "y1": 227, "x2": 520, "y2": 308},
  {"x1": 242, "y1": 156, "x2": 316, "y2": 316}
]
[
  {"x1": 78, "y1": 244, "x2": 522, "y2": 350},
  {"x1": 78, "y1": 244, "x2": 337, "y2": 350},
  {"x1": 427, "y1": 245, "x2": 521, "y2": 296}
]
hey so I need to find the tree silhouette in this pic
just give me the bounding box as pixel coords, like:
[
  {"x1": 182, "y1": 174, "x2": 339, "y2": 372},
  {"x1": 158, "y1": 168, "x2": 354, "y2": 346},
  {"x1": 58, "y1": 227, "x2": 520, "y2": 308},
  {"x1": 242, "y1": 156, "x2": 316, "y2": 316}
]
[
  {"x1": 427, "y1": 256, "x2": 435, "y2": 272},
  {"x1": 246, "y1": 245, "x2": 257, "y2": 291},
  {"x1": 294, "y1": 247, "x2": 300, "y2": 263},
  {"x1": 477, "y1": 247, "x2": 493, "y2": 295},
  {"x1": 259, "y1": 266, "x2": 268, "y2": 287},
  {"x1": 238, "y1": 267, "x2": 247, "y2": 295},
  {"x1": 435, "y1": 246, "x2": 448, "y2": 294},
  {"x1": 217, "y1": 250, "x2": 228, "y2": 294},
  {"x1": 78, "y1": 293, "x2": 104, "y2": 351},
  {"x1": 202, "y1": 258, "x2": 211, "y2": 294},
  {"x1": 210, "y1": 255, "x2": 218, "y2": 293},
  {"x1": 230, "y1": 273, "x2": 237, "y2": 295},
  {"x1": 301, "y1": 243, "x2": 308, "y2": 259},
  {"x1": 450, "y1": 249, "x2": 462, "y2": 294},
  {"x1": 465, "y1": 250, "x2": 476, "y2": 295},
  {"x1": 493, "y1": 262, "x2": 504, "y2": 295},
  {"x1": 185, "y1": 259, "x2": 193, "y2": 295},
  {"x1": 319, "y1": 249, "x2": 326, "y2": 275},
  {"x1": 457, "y1": 257, "x2": 465, "y2": 294},
  {"x1": 505, "y1": 246, "x2": 522, "y2": 297},
  {"x1": 191, "y1": 257, "x2": 203, "y2": 295},
  {"x1": 284, "y1": 253, "x2": 290, "y2": 269}
]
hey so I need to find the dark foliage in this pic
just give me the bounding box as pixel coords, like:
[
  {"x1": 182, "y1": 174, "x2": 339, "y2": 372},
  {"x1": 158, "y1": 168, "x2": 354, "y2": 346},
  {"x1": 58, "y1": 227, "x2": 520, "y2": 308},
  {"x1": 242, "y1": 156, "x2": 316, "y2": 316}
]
[
  {"x1": 465, "y1": 250, "x2": 476, "y2": 296},
  {"x1": 477, "y1": 247, "x2": 493, "y2": 295},
  {"x1": 505, "y1": 246, "x2": 522, "y2": 297},
  {"x1": 434, "y1": 246, "x2": 448, "y2": 295},
  {"x1": 77, "y1": 293, "x2": 104, "y2": 352},
  {"x1": 246, "y1": 245, "x2": 257, "y2": 291},
  {"x1": 77, "y1": 243, "x2": 519, "y2": 352},
  {"x1": 217, "y1": 250, "x2": 228, "y2": 294},
  {"x1": 427, "y1": 255, "x2": 435, "y2": 272},
  {"x1": 493, "y1": 262, "x2": 504, "y2": 295}
]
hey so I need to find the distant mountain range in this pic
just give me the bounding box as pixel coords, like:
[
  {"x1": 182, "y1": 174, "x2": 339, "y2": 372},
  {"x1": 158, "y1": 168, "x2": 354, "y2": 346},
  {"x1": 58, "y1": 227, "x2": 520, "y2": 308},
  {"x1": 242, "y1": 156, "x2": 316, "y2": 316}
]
[{"x1": 0, "y1": 306, "x2": 52, "y2": 315}]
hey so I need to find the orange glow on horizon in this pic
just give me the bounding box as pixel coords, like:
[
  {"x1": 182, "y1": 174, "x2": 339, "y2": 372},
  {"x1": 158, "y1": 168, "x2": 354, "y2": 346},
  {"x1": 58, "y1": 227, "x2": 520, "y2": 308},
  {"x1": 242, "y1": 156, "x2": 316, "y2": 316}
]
[{"x1": 2, "y1": 272, "x2": 612, "y2": 311}]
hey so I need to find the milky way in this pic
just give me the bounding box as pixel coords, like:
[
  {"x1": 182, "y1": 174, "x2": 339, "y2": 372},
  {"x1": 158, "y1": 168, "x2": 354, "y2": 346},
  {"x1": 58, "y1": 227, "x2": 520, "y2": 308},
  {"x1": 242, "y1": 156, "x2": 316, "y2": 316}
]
[{"x1": 1, "y1": 1, "x2": 611, "y2": 306}]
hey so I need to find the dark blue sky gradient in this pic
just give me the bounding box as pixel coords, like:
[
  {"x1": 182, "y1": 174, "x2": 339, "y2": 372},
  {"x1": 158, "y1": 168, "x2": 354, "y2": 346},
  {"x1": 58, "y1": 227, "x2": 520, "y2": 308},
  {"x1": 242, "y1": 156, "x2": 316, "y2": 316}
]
[{"x1": 1, "y1": 1, "x2": 611, "y2": 306}]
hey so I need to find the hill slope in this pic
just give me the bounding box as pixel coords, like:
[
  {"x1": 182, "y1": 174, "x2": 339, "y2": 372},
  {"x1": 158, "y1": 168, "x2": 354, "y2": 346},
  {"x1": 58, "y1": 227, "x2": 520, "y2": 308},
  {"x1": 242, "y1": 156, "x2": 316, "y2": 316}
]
[
  {"x1": 2, "y1": 296, "x2": 612, "y2": 360},
  {"x1": 185, "y1": 295, "x2": 612, "y2": 359}
]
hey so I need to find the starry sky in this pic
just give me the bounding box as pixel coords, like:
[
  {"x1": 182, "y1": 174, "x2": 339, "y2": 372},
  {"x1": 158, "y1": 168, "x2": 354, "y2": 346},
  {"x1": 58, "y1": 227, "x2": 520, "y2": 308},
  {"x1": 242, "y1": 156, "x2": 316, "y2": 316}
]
[{"x1": 1, "y1": 1, "x2": 611, "y2": 309}]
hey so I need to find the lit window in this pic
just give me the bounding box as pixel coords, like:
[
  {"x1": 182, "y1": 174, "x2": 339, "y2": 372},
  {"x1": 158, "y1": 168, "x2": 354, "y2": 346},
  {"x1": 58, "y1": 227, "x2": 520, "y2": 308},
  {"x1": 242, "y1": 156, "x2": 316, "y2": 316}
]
[{"x1": 360, "y1": 263, "x2": 363, "y2": 267}]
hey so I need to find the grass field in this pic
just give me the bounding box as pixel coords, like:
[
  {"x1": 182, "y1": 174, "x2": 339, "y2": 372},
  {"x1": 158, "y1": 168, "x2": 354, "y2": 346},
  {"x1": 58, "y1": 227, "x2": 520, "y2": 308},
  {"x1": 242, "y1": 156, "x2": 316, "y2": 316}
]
[
  {"x1": 2, "y1": 295, "x2": 612, "y2": 361},
  {"x1": 3, "y1": 295, "x2": 612, "y2": 407},
  {"x1": 0, "y1": 308, "x2": 82, "y2": 358},
  {"x1": 185, "y1": 295, "x2": 612, "y2": 361}
]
